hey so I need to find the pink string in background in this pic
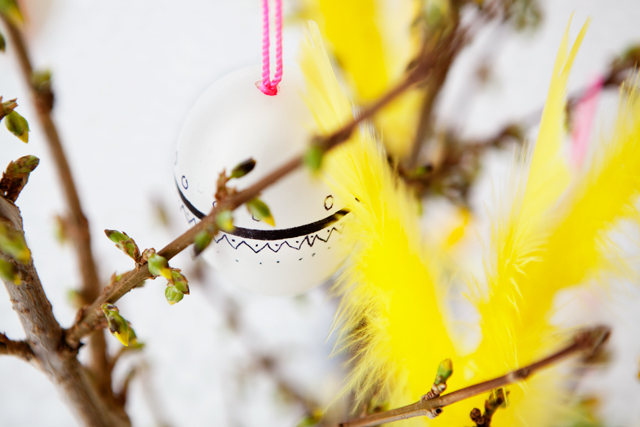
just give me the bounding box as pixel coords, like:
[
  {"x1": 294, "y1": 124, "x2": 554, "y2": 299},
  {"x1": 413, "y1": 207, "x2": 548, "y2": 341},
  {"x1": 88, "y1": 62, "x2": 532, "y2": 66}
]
[
  {"x1": 259, "y1": 0, "x2": 283, "y2": 96},
  {"x1": 571, "y1": 75, "x2": 604, "y2": 166}
]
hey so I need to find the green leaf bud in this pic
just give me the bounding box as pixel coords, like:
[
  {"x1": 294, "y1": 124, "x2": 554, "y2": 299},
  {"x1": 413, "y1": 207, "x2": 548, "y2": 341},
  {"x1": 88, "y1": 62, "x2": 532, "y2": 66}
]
[
  {"x1": 0, "y1": 222, "x2": 30, "y2": 264},
  {"x1": 216, "y1": 210, "x2": 234, "y2": 232},
  {"x1": 165, "y1": 285, "x2": 184, "y2": 305},
  {"x1": 170, "y1": 269, "x2": 189, "y2": 295},
  {"x1": 104, "y1": 229, "x2": 141, "y2": 262},
  {"x1": 246, "y1": 198, "x2": 275, "y2": 227},
  {"x1": 4, "y1": 111, "x2": 29, "y2": 143},
  {"x1": 101, "y1": 303, "x2": 130, "y2": 346},
  {"x1": 147, "y1": 252, "x2": 169, "y2": 278},
  {"x1": 194, "y1": 229, "x2": 214, "y2": 256},
  {"x1": 304, "y1": 145, "x2": 324, "y2": 172},
  {"x1": 229, "y1": 158, "x2": 256, "y2": 179},
  {"x1": 0, "y1": 257, "x2": 20, "y2": 285},
  {"x1": 434, "y1": 359, "x2": 453, "y2": 385}
]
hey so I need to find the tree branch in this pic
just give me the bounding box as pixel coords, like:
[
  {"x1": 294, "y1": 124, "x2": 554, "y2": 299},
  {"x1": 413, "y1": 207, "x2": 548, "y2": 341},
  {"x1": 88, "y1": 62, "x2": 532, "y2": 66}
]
[
  {"x1": 336, "y1": 326, "x2": 610, "y2": 427},
  {"x1": 0, "y1": 332, "x2": 34, "y2": 361},
  {"x1": 65, "y1": 44, "x2": 439, "y2": 346},
  {"x1": 0, "y1": 196, "x2": 129, "y2": 427},
  {"x1": 0, "y1": 15, "x2": 112, "y2": 397}
]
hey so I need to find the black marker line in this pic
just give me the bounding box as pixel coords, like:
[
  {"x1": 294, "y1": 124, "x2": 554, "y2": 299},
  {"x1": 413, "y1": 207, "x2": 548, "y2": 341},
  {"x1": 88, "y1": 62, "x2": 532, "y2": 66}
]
[{"x1": 175, "y1": 181, "x2": 349, "y2": 241}]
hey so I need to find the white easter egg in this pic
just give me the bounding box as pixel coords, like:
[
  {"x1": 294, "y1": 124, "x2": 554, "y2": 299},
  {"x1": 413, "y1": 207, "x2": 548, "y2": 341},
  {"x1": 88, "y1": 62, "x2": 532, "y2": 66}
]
[{"x1": 174, "y1": 66, "x2": 348, "y2": 296}]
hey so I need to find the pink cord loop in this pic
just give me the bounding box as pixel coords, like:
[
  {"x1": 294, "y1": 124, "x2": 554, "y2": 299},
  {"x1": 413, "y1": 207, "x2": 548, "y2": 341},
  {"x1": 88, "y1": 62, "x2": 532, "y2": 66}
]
[{"x1": 258, "y1": 0, "x2": 283, "y2": 96}]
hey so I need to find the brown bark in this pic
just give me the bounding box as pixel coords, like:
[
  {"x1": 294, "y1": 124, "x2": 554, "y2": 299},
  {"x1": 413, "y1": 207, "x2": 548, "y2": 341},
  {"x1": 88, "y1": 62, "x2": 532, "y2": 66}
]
[
  {"x1": 0, "y1": 196, "x2": 129, "y2": 427},
  {"x1": 0, "y1": 14, "x2": 111, "y2": 396}
]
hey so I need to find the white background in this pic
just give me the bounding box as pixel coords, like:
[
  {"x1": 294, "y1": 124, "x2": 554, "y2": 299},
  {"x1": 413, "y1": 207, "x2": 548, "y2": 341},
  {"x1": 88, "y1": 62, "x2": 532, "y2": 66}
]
[{"x1": 1, "y1": 0, "x2": 640, "y2": 426}]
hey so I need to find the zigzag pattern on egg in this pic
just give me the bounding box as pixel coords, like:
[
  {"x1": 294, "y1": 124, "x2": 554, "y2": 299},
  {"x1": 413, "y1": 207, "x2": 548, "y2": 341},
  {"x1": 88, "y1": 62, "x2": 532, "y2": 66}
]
[{"x1": 212, "y1": 225, "x2": 345, "y2": 253}]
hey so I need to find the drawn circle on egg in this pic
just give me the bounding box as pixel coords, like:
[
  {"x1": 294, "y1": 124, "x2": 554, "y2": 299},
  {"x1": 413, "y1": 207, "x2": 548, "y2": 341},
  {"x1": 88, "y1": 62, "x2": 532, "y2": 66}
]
[
  {"x1": 324, "y1": 195, "x2": 334, "y2": 211},
  {"x1": 176, "y1": 181, "x2": 349, "y2": 241}
]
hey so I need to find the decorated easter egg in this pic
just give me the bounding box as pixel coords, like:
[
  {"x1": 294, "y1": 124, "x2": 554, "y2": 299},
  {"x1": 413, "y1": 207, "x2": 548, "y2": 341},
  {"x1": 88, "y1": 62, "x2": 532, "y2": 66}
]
[{"x1": 174, "y1": 66, "x2": 348, "y2": 296}]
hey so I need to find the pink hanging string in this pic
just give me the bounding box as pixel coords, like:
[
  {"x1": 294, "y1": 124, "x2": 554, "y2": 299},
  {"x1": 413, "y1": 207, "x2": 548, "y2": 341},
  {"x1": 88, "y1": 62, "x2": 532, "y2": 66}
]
[
  {"x1": 258, "y1": 0, "x2": 283, "y2": 96},
  {"x1": 571, "y1": 75, "x2": 604, "y2": 166}
]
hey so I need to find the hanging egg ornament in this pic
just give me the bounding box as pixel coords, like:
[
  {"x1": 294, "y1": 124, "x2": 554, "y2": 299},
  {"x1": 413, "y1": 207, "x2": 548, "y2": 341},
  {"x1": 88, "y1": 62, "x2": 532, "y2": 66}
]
[{"x1": 174, "y1": 66, "x2": 348, "y2": 296}]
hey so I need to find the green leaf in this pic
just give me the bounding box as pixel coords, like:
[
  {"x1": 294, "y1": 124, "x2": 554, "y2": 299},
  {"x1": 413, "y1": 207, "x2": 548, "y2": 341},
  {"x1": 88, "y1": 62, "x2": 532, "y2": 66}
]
[
  {"x1": 246, "y1": 198, "x2": 275, "y2": 227},
  {"x1": 101, "y1": 303, "x2": 130, "y2": 346},
  {"x1": 165, "y1": 285, "x2": 184, "y2": 305},
  {"x1": 0, "y1": 30, "x2": 5, "y2": 52},
  {"x1": 216, "y1": 210, "x2": 234, "y2": 232},
  {"x1": 4, "y1": 110, "x2": 29, "y2": 143},
  {"x1": 304, "y1": 145, "x2": 324, "y2": 172},
  {"x1": 104, "y1": 230, "x2": 141, "y2": 262},
  {"x1": 0, "y1": 256, "x2": 20, "y2": 285},
  {"x1": 147, "y1": 252, "x2": 169, "y2": 278},
  {"x1": 0, "y1": 222, "x2": 30, "y2": 264},
  {"x1": 229, "y1": 158, "x2": 256, "y2": 179}
]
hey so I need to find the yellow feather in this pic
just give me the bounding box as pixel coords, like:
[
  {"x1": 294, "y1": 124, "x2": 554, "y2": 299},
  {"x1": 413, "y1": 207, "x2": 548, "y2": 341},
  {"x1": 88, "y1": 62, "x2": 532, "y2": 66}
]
[
  {"x1": 549, "y1": 83, "x2": 640, "y2": 287},
  {"x1": 449, "y1": 18, "x2": 591, "y2": 426},
  {"x1": 299, "y1": 22, "x2": 456, "y2": 419},
  {"x1": 300, "y1": 14, "x2": 640, "y2": 427},
  {"x1": 299, "y1": 0, "x2": 423, "y2": 158}
]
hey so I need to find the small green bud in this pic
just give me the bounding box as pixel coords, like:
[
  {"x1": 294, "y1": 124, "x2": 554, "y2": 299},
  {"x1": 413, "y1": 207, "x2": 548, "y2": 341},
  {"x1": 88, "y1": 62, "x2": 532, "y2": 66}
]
[
  {"x1": 8, "y1": 155, "x2": 39, "y2": 176},
  {"x1": 216, "y1": 210, "x2": 234, "y2": 232},
  {"x1": 194, "y1": 229, "x2": 214, "y2": 256},
  {"x1": 1, "y1": 155, "x2": 40, "y2": 202},
  {"x1": 246, "y1": 198, "x2": 275, "y2": 227},
  {"x1": 146, "y1": 251, "x2": 170, "y2": 278},
  {"x1": 0, "y1": 257, "x2": 20, "y2": 285},
  {"x1": 165, "y1": 285, "x2": 184, "y2": 305},
  {"x1": 229, "y1": 158, "x2": 256, "y2": 179},
  {"x1": 4, "y1": 111, "x2": 29, "y2": 143},
  {"x1": 0, "y1": 0, "x2": 24, "y2": 26},
  {"x1": 101, "y1": 303, "x2": 130, "y2": 346},
  {"x1": 304, "y1": 145, "x2": 324, "y2": 172},
  {"x1": 434, "y1": 359, "x2": 453, "y2": 385},
  {"x1": 296, "y1": 411, "x2": 323, "y2": 427},
  {"x1": 0, "y1": 222, "x2": 30, "y2": 264},
  {"x1": 125, "y1": 321, "x2": 139, "y2": 347},
  {"x1": 487, "y1": 388, "x2": 509, "y2": 410},
  {"x1": 66, "y1": 289, "x2": 84, "y2": 308},
  {"x1": 0, "y1": 31, "x2": 5, "y2": 52},
  {"x1": 104, "y1": 229, "x2": 141, "y2": 262},
  {"x1": 53, "y1": 215, "x2": 67, "y2": 245},
  {"x1": 170, "y1": 269, "x2": 189, "y2": 295},
  {"x1": 0, "y1": 97, "x2": 17, "y2": 117},
  {"x1": 31, "y1": 70, "x2": 51, "y2": 90},
  {"x1": 621, "y1": 45, "x2": 640, "y2": 63}
]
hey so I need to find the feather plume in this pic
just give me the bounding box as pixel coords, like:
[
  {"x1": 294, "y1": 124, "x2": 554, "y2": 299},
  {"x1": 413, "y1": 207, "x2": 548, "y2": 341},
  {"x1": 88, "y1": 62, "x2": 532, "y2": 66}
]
[
  {"x1": 299, "y1": 21, "x2": 456, "y2": 418},
  {"x1": 454, "y1": 18, "x2": 592, "y2": 426},
  {"x1": 299, "y1": 0, "x2": 423, "y2": 158}
]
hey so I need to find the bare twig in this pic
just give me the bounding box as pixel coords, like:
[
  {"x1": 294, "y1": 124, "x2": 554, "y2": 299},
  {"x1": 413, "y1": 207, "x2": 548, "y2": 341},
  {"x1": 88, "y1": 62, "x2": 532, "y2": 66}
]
[
  {"x1": 0, "y1": 15, "x2": 112, "y2": 397},
  {"x1": 0, "y1": 332, "x2": 34, "y2": 361},
  {"x1": 0, "y1": 196, "x2": 129, "y2": 427},
  {"x1": 65, "y1": 45, "x2": 439, "y2": 346},
  {"x1": 407, "y1": 9, "x2": 464, "y2": 167},
  {"x1": 337, "y1": 326, "x2": 610, "y2": 427}
]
